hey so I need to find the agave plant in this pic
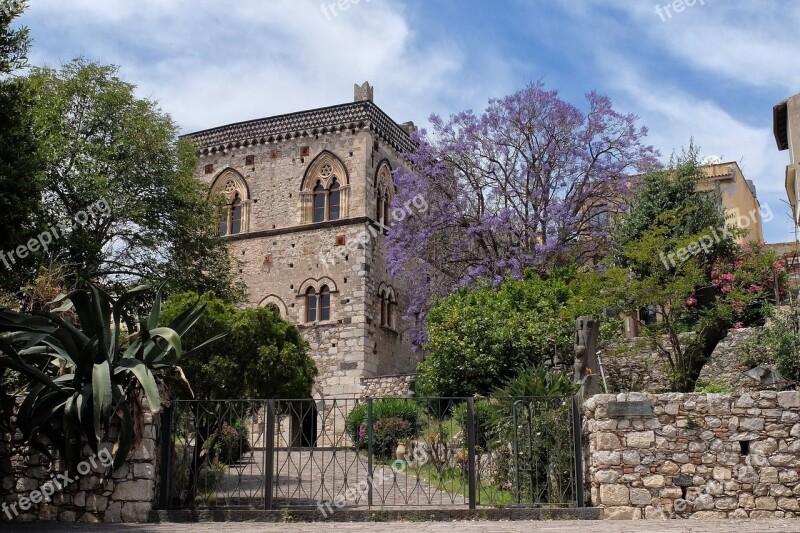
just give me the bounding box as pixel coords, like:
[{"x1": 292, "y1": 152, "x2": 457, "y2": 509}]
[{"x1": 0, "y1": 284, "x2": 220, "y2": 475}]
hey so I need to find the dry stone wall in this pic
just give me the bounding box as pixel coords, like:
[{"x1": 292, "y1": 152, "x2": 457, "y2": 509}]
[
  {"x1": 696, "y1": 327, "x2": 769, "y2": 391},
  {"x1": 601, "y1": 328, "x2": 768, "y2": 393},
  {"x1": 1, "y1": 410, "x2": 161, "y2": 523},
  {"x1": 584, "y1": 391, "x2": 800, "y2": 520},
  {"x1": 360, "y1": 374, "x2": 416, "y2": 398}
]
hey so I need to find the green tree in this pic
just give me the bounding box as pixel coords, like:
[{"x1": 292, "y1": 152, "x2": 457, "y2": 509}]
[
  {"x1": 0, "y1": 285, "x2": 206, "y2": 474},
  {"x1": 160, "y1": 292, "x2": 317, "y2": 399},
  {"x1": 0, "y1": 1, "x2": 44, "y2": 295},
  {"x1": 416, "y1": 269, "x2": 610, "y2": 397},
  {"x1": 603, "y1": 147, "x2": 777, "y2": 391},
  {"x1": 21, "y1": 59, "x2": 238, "y2": 299},
  {"x1": 611, "y1": 144, "x2": 738, "y2": 276}
]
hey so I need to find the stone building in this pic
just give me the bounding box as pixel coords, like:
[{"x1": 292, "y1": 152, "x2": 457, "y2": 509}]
[
  {"x1": 697, "y1": 161, "x2": 764, "y2": 244},
  {"x1": 774, "y1": 92, "x2": 800, "y2": 225},
  {"x1": 183, "y1": 82, "x2": 420, "y2": 399}
]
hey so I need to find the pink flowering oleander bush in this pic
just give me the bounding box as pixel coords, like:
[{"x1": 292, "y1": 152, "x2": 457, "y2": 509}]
[
  {"x1": 346, "y1": 398, "x2": 420, "y2": 453},
  {"x1": 203, "y1": 419, "x2": 251, "y2": 464},
  {"x1": 706, "y1": 241, "x2": 787, "y2": 328}
]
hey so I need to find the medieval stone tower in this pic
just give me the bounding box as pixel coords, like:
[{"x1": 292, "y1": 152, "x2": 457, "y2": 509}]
[{"x1": 184, "y1": 83, "x2": 419, "y2": 399}]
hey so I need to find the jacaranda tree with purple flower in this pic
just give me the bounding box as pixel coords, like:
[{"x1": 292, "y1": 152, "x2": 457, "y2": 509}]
[{"x1": 388, "y1": 83, "x2": 658, "y2": 345}]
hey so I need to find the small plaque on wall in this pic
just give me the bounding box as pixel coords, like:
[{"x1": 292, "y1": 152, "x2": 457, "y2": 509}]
[{"x1": 607, "y1": 401, "x2": 653, "y2": 417}]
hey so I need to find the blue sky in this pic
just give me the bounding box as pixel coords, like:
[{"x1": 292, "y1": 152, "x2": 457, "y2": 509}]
[{"x1": 19, "y1": 0, "x2": 800, "y2": 243}]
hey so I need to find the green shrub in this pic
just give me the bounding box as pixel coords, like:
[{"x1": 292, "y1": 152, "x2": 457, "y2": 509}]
[
  {"x1": 492, "y1": 367, "x2": 579, "y2": 399},
  {"x1": 346, "y1": 398, "x2": 420, "y2": 449},
  {"x1": 197, "y1": 463, "x2": 226, "y2": 493},
  {"x1": 741, "y1": 309, "x2": 800, "y2": 384},
  {"x1": 372, "y1": 417, "x2": 415, "y2": 459},
  {"x1": 204, "y1": 419, "x2": 251, "y2": 464},
  {"x1": 694, "y1": 381, "x2": 731, "y2": 393},
  {"x1": 451, "y1": 400, "x2": 494, "y2": 449}
]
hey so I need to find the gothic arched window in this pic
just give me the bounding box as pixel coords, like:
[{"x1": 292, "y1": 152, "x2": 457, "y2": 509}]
[
  {"x1": 387, "y1": 291, "x2": 395, "y2": 328},
  {"x1": 380, "y1": 289, "x2": 387, "y2": 326},
  {"x1": 376, "y1": 164, "x2": 393, "y2": 228},
  {"x1": 328, "y1": 180, "x2": 340, "y2": 221},
  {"x1": 230, "y1": 194, "x2": 242, "y2": 235},
  {"x1": 319, "y1": 285, "x2": 331, "y2": 321},
  {"x1": 313, "y1": 181, "x2": 326, "y2": 223},
  {"x1": 302, "y1": 154, "x2": 348, "y2": 224},
  {"x1": 210, "y1": 171, "x2": 249, "y2": 236},
  {"x1": 379, "y1": 287, "x2": 396, "y2": 329},
  {"x1": 305, "y1": 287, "x2": 318, "y2": 323},
  {"x1": 382, "y1": 189, "x2": 390, "y2": 227},
  {"x1": 305, "y1": 285, "x2": 332, "y2": 322}
]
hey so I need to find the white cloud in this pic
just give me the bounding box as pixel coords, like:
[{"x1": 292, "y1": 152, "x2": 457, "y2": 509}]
[
  {"x1": 545, "y1": 0, "x2": 797, "y2": 242},
  {"x1": 23, "y1": 0, "x2": 511, "y2": 133},
  {"x1": 634, "y1": 1, "x2": 800, "y2": 93}
]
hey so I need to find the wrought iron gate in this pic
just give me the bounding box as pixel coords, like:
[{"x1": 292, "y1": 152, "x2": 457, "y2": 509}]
[{"x1": 160, "y1": 396, "x2": 583, "y2": 511}]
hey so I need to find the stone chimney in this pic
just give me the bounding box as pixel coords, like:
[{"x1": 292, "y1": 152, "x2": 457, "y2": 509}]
[
  {"x1": 401, "y1": 121, "x2": 417, "y2": 135},
  {"x1": 354, "y1": 81, "x2": 374, "y2": 102}
]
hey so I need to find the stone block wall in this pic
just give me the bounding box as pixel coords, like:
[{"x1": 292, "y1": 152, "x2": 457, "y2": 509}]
[
  {"x1": 599, "y1": 333, "x2": 695, "y2": 393},
  {"x1": 192, "y1": 121, "x2": 419, "y2": 400},
  {"x1": 1, "y1": 409, "x2": 161, "y2": 523},
  {"x1": 600, "y1": 328, "x2": 770, "y2": 393},
  {"x1": 697, "y1": 327, "x2": 770, "y2": 391},
  {"x1": 360, "y1": 374, "x2": 416, "y2": 398},
  {"x1": 584, "y1": 391, "x2": 800, "y2": 519}
]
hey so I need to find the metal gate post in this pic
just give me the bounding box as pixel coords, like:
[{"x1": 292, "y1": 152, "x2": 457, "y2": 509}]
[
  {"x1": 367, "y1": 398, "x2": 374, "y2": 507},
  {"x1": 265, "y1": 399, "x2": 276, "y2": 510},
  {"x1": 466, "y1": 397, "x2": 477, "y2": 509},
  {"x1": 157, "y1": 404, "x2": 172, "y2": 509},
  {"x1": 512, "y1": 401, "x2": 520, "y2": 505},
  {"x1": 572, "y1": 395, "x2": 585, "y2": 508}
]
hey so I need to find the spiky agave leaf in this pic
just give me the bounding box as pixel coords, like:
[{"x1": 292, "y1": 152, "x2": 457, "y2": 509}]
[{"x1": 1, "y1": 283, "x2": 212, "y2": 475}]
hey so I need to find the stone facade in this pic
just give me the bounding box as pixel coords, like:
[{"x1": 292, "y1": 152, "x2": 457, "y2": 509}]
[
  {"x1": 185, "y1": 83, "x2": 420, "y2": 399},
  {"x1": 696, "y1": 327, "x2": 765, "y2": 391},
  {"x1": 599, "y1": 334, "x2": 695, "y2": 393},
  {"x1": 0, "y1": 409, "x2": 161, "y2": 523},
  {"x1": 601, "y1": 328, "x2": 769, "y2": 393},
  {"x1": 584, "y1": 391, "x2": 800, "y2": 520},
  {"x1": 360, "y1": 374, "x2": 416, "y2": 398}
]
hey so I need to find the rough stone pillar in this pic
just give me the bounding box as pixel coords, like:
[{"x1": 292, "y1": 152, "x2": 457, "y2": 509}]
[{"x1": 574, "y1": 316, "x2": 602, "y2": 397}]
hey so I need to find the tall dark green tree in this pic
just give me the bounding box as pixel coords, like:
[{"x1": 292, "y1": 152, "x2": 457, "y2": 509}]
[
  {"x1": 0, "y1": 1, "x2": 44, "y2": 294},
  {"x1": 23, "y1": 59, "x2": 240, "y2": 299},
  {"x1": 160, "y1": 292, "x2": 317, "y2": 399},
  {"x1": 607, "y1": 146, "x2": 744, "y2": 390},
  {"x1": 611, "y1": 145, "x2": 739, "y2": 277}
]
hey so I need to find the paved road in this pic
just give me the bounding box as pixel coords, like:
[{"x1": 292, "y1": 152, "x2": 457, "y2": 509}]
[{"x1": 2, "y1": 521, "x2": 799, "y2": 533}]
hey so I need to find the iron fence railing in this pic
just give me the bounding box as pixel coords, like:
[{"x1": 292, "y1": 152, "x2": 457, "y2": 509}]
[{"x1": 160, "y1": 396, "x2": 582, "y2": 511}]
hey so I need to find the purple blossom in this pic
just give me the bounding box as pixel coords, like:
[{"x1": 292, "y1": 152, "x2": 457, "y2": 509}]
[{"x1": 388, "y1": 82, "x2": 658, "y2": 347}]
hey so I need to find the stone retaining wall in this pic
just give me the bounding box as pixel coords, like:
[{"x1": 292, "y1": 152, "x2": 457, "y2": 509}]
[
  {"x1": 1, "y1": 409, "x2": 161, "y2": 523},
  {"x1": 360, "y1": 374, "x2": 416, "y2": 398},
  {"x1": 696, "y1": 327, "x2": 767, "y2": 391},
  {"x1": 584, "y1": 391, "x2": 800, "y2": 519},
  {"x1": 599, "y1": 334, "x2": 695, "y2": 393}
]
